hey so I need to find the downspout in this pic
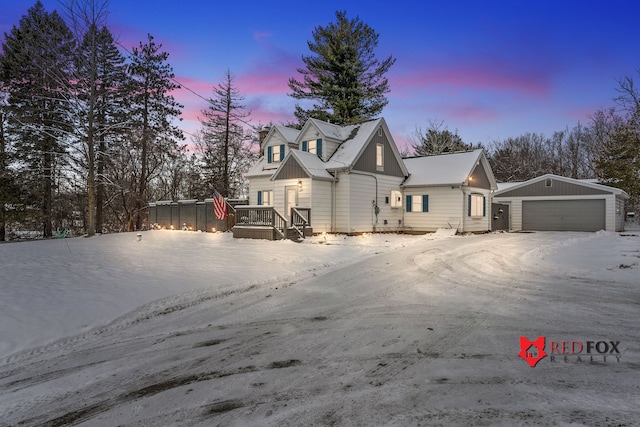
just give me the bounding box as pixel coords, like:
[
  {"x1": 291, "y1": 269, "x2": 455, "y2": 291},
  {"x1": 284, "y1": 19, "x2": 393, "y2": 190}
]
[
  {"x1": 349, "y1": 170, "x2": 378, "y2": 231},
  {"x1": 400, "y1": 174, "x2": 410, "y2": 232},
  {"x1": 331, "y1": 176, "x2": 338, "y2": 232}
]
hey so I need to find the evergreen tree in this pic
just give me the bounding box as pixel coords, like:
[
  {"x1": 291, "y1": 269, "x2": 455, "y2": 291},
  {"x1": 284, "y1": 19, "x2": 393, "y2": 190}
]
[
  {"x1": 595, "y1": 73, "x2": 640, "y2": 209},
  {"x1": 0, "y1": 86, "x2": 20, "y2": 241},
  {"x1": 75, "y1": 24, "x2": 129, "y2": 234},
  {"x1": 595, "y1": 121, "x2": 640, "y2": 208},
  {"x1": 288, "y1": 10, "x2": 395, "y2": 125},
  {"x1": 126, "y1": 34, "x2": 183, "y2": 231},
  {"x1": 1, "y1": 1, "x2": 76, "y2": 238},
  {"x1": 194, "y1": 70, "x2": 254, "y2": 198},
  {"x1": 409, "y1": 120, "x2": 476, "y2": 156}
]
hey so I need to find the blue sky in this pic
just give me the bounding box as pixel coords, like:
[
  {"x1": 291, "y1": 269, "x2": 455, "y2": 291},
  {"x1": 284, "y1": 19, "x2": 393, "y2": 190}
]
[{"x1": 2, "y1": 0, "x2": 640, "y2": 151}]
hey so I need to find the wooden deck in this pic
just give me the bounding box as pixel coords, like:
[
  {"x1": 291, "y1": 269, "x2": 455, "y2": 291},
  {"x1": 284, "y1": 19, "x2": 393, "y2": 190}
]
[{"x1": 232, "y1": 206, "x2": 312, "y2": 241}]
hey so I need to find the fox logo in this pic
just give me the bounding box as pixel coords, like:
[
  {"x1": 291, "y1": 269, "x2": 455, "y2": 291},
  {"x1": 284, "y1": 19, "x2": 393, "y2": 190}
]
[{"x1": 518, "y1": 336, "x2": 547, "y2": 367}]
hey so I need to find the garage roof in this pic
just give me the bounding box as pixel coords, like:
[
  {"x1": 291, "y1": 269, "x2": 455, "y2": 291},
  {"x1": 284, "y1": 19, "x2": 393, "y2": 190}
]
[{"x1": 494, "y1": 174, "x2": 629, "y2": 199}]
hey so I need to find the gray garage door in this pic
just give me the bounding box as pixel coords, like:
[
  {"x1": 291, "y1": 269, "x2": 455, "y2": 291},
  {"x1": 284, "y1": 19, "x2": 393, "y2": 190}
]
[{"x1": 522, "y1": 199, "x2": 605, "y2": 231}]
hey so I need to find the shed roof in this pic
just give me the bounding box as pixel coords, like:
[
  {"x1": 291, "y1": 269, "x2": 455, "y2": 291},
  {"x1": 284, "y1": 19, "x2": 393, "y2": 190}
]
[{"x1": 246, "y1": 157, "x2": 272, "y2": 178}]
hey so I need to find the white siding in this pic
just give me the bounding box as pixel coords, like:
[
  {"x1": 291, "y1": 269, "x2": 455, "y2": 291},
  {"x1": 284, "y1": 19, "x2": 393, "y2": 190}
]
[
  {"x1": 334, "y1": 172, "x2": 350, "y2": 232},
  {"x1": 403, "y1": 187, "x2": 464, "y2": 232},
  {"x1": 310, "y1": 180, "x2": 332, "y2": 232},
  {"x1": 463, "y1": 188, "x2": 492, "y2": 232},
  {"x1": 248, "y1": 177, "x2": 273, "y2": 205},
  {"x1": 298, "y1": 126, "x2": 340, "y2": 161},
  {"x1": 273, "y1": 179, "x2": 311, "y2": 219},
  {"x1": 348, "y1": 173, "x2": 377, "y2": 232},
  {"x1": 374, "y1": 175, "x2": 405, "y2": 232}
]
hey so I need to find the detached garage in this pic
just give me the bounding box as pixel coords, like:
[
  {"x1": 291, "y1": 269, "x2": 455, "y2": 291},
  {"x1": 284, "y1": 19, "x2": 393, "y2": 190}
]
[{"x1": 494, "y1": 174, "x2": 629, "y2": 232}]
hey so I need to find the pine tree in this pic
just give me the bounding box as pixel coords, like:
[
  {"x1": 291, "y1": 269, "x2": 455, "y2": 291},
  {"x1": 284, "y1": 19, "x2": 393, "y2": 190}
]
[
  {"x1": 409, "y1": 120, "x2": 476, "y2": 156},
  {"x1": 595, "y1": 122, "x2": 640, "y2": 207},
  {"x1": 126, "y1": 34, "x2": 183, "y2": 231},
  {"x1": 288, "y1": 10, "x2": 396, "y2": 125},
  {"x1": 75, "y1": 24, "x2": 129, "y2": 234},
  {"x1": 1, "y1": 1, "x2": 76, "y2": 238},
  {"x1": 595, "y1": 73, "x2": 640, "y2": 209},
  {"x1": 194, "y1": 70, "x2": 254, "y2": 198},
  {"x1": 0, "y1": 88, "x2": 19, "y2": 241}
]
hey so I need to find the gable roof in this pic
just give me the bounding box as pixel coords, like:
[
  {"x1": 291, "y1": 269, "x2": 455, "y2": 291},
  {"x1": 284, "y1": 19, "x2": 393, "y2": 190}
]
[
  {"x1": 272, "y1": 150, "x2": 336, "y2": 181},
  {"x1": 494, "y1": 174, "x2": 630, "y2": 198},
  {"x1": 302, "y1": 118, "x2": 354, "y2": 142},
  {"x1": 402, "y1": 149, "x2": 495, "y2": 188},
  {"x1": 260, "y1": 125, "x2": 301, "y2": 150},
  {"x1": 323, "y1": 118, "x2": 409, "y2": 176}
]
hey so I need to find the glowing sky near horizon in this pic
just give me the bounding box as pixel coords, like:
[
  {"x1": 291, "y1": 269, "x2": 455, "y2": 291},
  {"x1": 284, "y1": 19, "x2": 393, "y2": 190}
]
[{"x1": 2, "y1": 0, "x2": 640, "y2": 152}]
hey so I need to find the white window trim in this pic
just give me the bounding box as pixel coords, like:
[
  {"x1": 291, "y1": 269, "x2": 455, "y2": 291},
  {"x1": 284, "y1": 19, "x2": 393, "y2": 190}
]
[
  {"x1": 470, "y1": 193, "x2": 484, "y2": 217},
  {"x1": 390, "y1": 190, "x2": 402, "y2": 208},
  {"x1": 376, "y1": 143, "x2": 384, "y2": 171},
  {"x1": 271, "y1": 145, "x2": 281, "y2": 163},
  {"x1": 263, "y1": 190, "x2": 273, "y2": 206},
  {"x1": 308, "y1": 139, "x2": 317, "y2": 155},
  {"x1": 412, "y1": 195, "x2": 423, "y2": 213}
]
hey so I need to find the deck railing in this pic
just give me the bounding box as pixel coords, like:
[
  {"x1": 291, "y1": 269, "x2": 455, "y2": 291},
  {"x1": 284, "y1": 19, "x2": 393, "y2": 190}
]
[
  {"x1": 235, "y1": 206, "x2": 287, "y2": 240},
  {"x1": 291, "y1": 207, "x2": 311, "y2": 239}
]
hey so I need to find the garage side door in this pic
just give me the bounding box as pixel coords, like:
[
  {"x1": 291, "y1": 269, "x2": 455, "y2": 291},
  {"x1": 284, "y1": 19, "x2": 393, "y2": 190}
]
[{"x1": 522, "y1": 199, "x2": 605, "y2": 231}]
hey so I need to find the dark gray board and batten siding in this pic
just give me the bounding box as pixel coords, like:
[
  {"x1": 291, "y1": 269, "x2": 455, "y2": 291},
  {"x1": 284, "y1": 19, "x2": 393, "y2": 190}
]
[
  {"x1": 352, "y1": 130, "x2": 405, "y2": 177},
  {"x1": 497, "y1": 178, "x2": 609, "y2": 198}
]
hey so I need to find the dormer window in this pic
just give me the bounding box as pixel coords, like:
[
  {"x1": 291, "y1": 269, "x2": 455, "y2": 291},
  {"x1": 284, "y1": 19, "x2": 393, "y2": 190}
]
[
  {"x1": 301, "y1": 139, "x2": 323, "y2": 158},
  {"x1": 267, "y1": 144, "x2": 285, "y2": 164},
  {"x1": 308, "y1": 139, "x2": 317, "y2": 154}
]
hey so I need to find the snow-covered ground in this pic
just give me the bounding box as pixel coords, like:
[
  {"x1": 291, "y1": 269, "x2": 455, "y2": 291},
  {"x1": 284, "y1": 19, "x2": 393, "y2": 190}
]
[{"x1": 0, "y1": 226, "x2": 638, "y2": 426}]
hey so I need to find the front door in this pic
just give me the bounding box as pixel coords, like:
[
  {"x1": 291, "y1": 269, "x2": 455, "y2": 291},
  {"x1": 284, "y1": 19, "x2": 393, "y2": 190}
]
[{"x1": 285, "y1": 186, "x2": 298, "y2": 222}]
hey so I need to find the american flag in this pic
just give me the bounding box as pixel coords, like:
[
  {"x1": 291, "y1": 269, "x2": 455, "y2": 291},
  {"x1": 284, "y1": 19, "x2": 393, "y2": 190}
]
[{"x1": 213, "y1": 190, "x2": 227, "y2": 220}]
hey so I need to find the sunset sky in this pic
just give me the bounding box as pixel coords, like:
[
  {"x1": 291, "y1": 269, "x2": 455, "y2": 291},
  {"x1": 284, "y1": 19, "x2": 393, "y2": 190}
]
[{"x1": 2, "y1": 0, "x2": 640, "y2": 151}]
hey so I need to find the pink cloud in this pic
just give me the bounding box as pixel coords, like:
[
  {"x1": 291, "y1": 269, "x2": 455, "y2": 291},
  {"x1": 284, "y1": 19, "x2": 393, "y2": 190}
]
[
  {"x1": 443, "y1": 104, "x2": 502, "y2": 122},
  {"x1": 391, "y1": 56, "x2": 552, "y2": 97},
  {"x1": 236, "y1": 72, "x2": 291, "y2": 96}
]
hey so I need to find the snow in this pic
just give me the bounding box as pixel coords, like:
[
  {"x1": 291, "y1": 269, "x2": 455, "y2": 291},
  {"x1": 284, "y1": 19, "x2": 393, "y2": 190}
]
[
  {"x1": 1, "y1": 226, "x2": 639, "y2": 426},
  {"x1": 402, "y1": 149, "x2": 484, "y2": 187}
]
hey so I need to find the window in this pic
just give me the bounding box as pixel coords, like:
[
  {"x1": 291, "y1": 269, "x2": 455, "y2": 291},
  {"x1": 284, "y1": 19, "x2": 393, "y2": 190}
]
[
  {"x1": 545, "y1": 178, "x2": 553, "y2": 188},
  {"x1": 405, "y1": 194, "x2": 429, "y2": 212},
  {"x1": 390, "y1": 190, "x2": 402, "y2": 208},
  {"x1": 257, "y1": 190, "x2": 273, "y2": 206},
  {"x1": 302, "y1": 139, "x2": 322, "y2": 157},
  {"x1": 308, "y1": 139, "x2": 317, "y2": 154},
  {"x1": 468, "y1": 194, "x2": 485, "y2": 217},
  {"x1": 267, "y1": 144, "x2": 285, "y2": 164},
  {"x1": 376, "y1": 143, "x2": 384, "y2": 171}
]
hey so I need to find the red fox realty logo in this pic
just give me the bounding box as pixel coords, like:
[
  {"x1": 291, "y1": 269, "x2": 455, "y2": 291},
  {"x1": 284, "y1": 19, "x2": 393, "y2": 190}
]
[{"x1": 519, "y1": 336, "x2": 621, "y2": 367}]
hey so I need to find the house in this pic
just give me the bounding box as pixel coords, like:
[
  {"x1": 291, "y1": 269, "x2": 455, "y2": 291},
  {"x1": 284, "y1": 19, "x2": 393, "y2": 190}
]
[
  {"x1": 493, "y1": 174, "x2": 629, "y2": 232},
  {"x1": 236, "y1": 117, "x2": 497, "y2": 239},
  {"x1": 401, "y1": 149, "x2": 497, "y2": 233}
]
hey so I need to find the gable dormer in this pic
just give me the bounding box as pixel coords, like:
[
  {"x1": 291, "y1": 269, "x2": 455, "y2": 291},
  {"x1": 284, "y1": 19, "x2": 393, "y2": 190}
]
[
  {"x1": 296, "y1": 119, "x2": 346, "y2": 162},
  {"x1": 262, "y1": 125, "x2": 300, "y2": 170}
]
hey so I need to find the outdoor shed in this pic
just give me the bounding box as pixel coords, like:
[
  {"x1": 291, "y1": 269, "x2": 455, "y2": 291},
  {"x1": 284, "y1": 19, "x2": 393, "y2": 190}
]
[{"x1": 493, "y1": 174, "x2": 628, "y2": 232}]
